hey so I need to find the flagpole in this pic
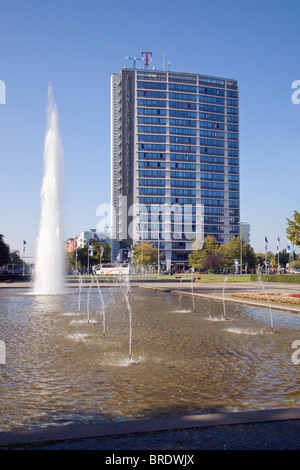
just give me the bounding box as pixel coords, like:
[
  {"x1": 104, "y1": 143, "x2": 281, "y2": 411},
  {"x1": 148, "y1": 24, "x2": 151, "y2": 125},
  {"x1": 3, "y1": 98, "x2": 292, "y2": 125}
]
[
  {"x1": 22, "y1": 240, "x2": 26, "y2": 276},
  {"x1": 277, "y1": 237, "x2": 280, "y2": 275}
]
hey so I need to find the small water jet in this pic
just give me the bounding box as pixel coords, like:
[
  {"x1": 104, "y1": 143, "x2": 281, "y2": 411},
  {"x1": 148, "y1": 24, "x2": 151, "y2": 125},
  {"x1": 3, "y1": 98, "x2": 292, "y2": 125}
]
[
  {"x1": 124, "y1": 275, "x2": 133, "y2": 360},
  {"x1": 95, "y1": 275, "x2": 106, "y2": 338},
  {"x1": 34, "y1": 84, "x2": 64, "y2": 295},
  {"x1": 222, "y1": 275, "x2": 228, "y2": 320},
  {"x1": 257, "y1": 273, "x2": 274, "y2": 333},
  {"x1": 191, "y1": 274, "x2": 195, "y2": 310},
  {"x1": 86, "y1": 277, "x2": 94, "y2": 324},
  {"x1": 78, "y1": 274, "x2": 83, "y2": 312}
]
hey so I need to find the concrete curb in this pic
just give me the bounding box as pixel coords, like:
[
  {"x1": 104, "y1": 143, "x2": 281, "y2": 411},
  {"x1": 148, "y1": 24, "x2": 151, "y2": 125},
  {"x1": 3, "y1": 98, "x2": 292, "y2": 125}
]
[{"x1": 1, "y1": 407, "x2": 300, "y2": 447}]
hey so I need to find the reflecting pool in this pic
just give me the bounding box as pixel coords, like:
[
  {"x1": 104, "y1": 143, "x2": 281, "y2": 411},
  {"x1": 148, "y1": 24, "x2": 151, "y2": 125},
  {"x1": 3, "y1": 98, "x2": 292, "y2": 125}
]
[{"x1": 0, "y1": 286, "x2": 300, "y2": 431}]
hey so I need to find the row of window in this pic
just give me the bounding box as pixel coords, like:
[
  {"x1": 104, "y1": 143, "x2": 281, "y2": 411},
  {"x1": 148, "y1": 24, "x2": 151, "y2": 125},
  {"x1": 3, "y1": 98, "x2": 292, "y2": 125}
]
[
  {"x1": 137, "y1": 126, "x2": 238, "y2": 140},
  {"x1": 137, "y1": 100, "x2": 239, "y2": 115},
  {"x1": 137, "y1": 107, "x2": 238, "y2": 124},
  {"x1": 137, "y1": 81, "x2": 238, "y2": 98},
  {"x1": 138, "y1": 187, "x2": 239, "y2": 198},
  {"x1": 138, "y1": 156, "x2": 238, "y2": 167},
  {"x1": 138, "y1": 173, "x2": 238, "y2": 184},
  {"x1": 138, "y1": 162, "x2": 239, "y2": 174}
]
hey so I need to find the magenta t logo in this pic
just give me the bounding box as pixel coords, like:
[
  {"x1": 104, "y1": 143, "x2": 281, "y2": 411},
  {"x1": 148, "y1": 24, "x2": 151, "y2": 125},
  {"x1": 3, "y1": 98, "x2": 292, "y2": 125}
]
[{"x1": 142, "y1": 51, "x2": 152, "y2": 66}]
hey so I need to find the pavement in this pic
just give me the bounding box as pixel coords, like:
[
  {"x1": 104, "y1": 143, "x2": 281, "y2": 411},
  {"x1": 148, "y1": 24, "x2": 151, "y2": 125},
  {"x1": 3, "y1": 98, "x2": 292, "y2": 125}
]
[{"x1": 1, "y1": 407, "x2": 300, "y2": 450}]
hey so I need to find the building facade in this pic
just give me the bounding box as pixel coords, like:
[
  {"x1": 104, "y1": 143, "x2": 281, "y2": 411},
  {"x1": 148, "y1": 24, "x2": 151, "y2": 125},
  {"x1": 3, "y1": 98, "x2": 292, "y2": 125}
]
[{"x1": 111, "y1": 63, "x2": 239, "y2": 270}]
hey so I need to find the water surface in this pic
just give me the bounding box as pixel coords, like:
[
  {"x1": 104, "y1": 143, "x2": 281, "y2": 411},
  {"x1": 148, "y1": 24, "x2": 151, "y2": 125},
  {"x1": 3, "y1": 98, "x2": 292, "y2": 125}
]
[{"x1": 0, "y1": 286, "x2": 300, "y2": 431}]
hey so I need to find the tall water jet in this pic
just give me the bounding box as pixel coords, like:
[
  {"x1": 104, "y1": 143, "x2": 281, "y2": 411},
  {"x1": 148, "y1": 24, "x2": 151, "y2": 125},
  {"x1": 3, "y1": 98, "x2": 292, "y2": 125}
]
[{"x1": 34, "y1": 84, "x2": 64, "y2": 295}]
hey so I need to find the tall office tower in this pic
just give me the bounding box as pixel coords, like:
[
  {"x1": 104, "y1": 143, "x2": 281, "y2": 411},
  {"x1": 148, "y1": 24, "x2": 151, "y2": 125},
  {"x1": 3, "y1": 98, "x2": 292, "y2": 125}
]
[{"x1": 111, "y1": 60, "x2": 239, "y2": 270}]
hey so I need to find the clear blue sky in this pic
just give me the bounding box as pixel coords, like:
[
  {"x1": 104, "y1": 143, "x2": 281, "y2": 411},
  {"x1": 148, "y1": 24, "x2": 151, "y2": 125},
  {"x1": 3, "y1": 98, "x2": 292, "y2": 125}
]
[{"x1": 0, "y1": 0, "x2": 299, "y2": 259}]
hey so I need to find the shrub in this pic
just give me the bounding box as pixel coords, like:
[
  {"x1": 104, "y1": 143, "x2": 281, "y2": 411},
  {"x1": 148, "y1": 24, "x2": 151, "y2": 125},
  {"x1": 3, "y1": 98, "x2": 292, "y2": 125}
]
[{"x1": 250, "y1": 274, "x2": 300, "y2": 283}]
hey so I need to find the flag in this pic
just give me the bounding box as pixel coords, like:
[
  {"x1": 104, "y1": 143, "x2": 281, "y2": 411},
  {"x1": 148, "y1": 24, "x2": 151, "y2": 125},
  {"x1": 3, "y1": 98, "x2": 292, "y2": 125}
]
[
  {"x1": 265, "y1": 236, "x2": 268, "y2": 252},
  {"x1": 287, "y1": 241, "x2": 291, "y2": 253},
  {"x1": 23, "y1": 240, "x2": 27, "y2": 253},
  {"x1": 100, "y1": 244, "x2": 104, "y2": 258},
  {"x1": 88, "y1": 241, "x2": 93, "y2": 257},
  {"x1": 276, "y1": 237, "x2": 280, "y2": 254}
]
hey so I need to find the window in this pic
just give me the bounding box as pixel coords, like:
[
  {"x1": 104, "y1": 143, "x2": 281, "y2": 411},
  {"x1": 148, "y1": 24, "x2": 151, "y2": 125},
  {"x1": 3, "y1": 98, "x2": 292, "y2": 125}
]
[
  {"x1": 170, "y1": 110, "x2": 197, "y2": 118},
  {"x1": 139, "y1": 179, "x2": 165, "y2": 187},
  {"x1": 139, "y1": 188, "x2": 165, "y2": 195},
  {"x1": 170, "y1": 127, "x2": 197, "y2": 135},
  {"x1": 170, "y1": 101, "x2": 197, "y2": 110},
  {"x1": 171, "y1": 162, "x2": 196, "y2": 170},
  {"x1": 137, "y1": 90, "x2": 167, "y2": 98},
  {"x1": 171, "y1": 171, "x2": 196, "y2": 179},
  {"x1": 199, "y1": 87, "x2": 225, "y2": 96},
  {"x1": 138, "y1": 153, "x2": 166, "y2": 160},
  {"x1": 138, "y1": 126, "x2": 166, "y2": 134},
  {"x1": 138, "y1": 108, "x2": 167, "y2": 116},
  {"x1": 199, "y1": 104, "x2": 224, "y2": 114},
  {"x1": 201, "y1": 156, "x2": 224, "y2": 164},
  {"x1": 137, "y1": 99, "x2": 166, "y2": 107},
  {"x1": 170, "y1": 136, "x2": 196, "y2": 144},
  {"x1": 171, "y1": 180, "x2": 196, "y2": 188},
  {"x1": 199, "y1": 95, "x2": 225, "y2": 104},
  {"x1": 137, "y1": 81, "x2": 167, "y2": 89},
  {"x1": 138, "y1": 135, "x2": 166, "y2": 142},
  {"x1": 169, "y1": 83, "x2": 197, "y2": 92},
  {"x1": 200, "y1": 139, "x2": 224, "y2": 147},
  {"x1": 138, "y1": 117, "x2": 166, "y2": 124},
  {"x1": 199, "y1": 112, "x2": 225, "y2": 122},
  {"x1": 169, "y1": 92, "x2": 197, "y2": 101},
  {"x1": 170, "y1": 154, "x2": 196, "y2": 162},
  {"x1": 200, "y1": 130, "x2": 224, "y2": 138}
]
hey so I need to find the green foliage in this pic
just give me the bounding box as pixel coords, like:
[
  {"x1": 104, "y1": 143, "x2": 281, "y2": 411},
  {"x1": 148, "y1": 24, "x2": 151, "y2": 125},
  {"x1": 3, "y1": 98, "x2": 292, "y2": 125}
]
[
  {"x1": 188, "y1": 235, "x2": 219, "y2": 270},
  {"x1": 286, "y1": 210, "x2": 300, "y2": 247},
  {"x1": 250, "y1": 274, "x2": 300, "y2": 283},
  {"x1": 189, "y1": 235, "x2": 256, "y2": 272},
  {"x1": 132, "y1": 241, "x2": 160, "y2": 267},
  {"x1": 0, "y1": 234, "x2": 10, "y2": 266},
  {"x1": 66, "y1": 240, "x2": 111, "y2": 270}
]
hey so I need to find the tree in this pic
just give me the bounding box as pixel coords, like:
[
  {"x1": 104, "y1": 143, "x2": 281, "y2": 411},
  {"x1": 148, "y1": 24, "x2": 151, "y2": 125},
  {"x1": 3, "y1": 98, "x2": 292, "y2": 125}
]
[
  {"x1": 286, "y1": 210, "x2": 300, "y2": 247},
  {"x1": 133, "y1": 241, "x2": 160, "y2": 267},
  {"x1": 203, "y1": 252, "x2": 224, "y2": 273},
  {"x1": 66, "y1": 240, "x2": 111, "y2": 272},
  {"x1": 219, "y1": 237, "x2": 256, "y2": 271},
  {"x1": 188, "y1": 235, "x2": 219, "y2": 270},
  {"x1": 0, "y1": 234, "x2": 10, "y2": 267}
]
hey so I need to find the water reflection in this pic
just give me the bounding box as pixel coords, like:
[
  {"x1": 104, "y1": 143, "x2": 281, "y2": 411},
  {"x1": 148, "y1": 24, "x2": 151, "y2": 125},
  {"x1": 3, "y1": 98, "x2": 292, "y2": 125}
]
[{"x1": 0, "y1": 286, "x2": 300, "y2": 431}]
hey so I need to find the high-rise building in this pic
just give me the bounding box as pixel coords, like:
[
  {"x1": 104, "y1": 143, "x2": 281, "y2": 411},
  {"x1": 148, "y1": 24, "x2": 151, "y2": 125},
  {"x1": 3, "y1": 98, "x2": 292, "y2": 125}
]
[{"x1": 111, "y1": 58, "x2": 239, "y2": 270}]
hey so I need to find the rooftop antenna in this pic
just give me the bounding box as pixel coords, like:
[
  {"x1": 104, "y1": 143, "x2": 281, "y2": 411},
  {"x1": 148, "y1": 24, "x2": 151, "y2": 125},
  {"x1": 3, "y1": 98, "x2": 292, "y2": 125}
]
[
  {"x1": 168, "y1": 60, "x2": 171, "y2": 72},
  {"x1": 125, "y1": 56, "x2": 142, "y2": 69}
]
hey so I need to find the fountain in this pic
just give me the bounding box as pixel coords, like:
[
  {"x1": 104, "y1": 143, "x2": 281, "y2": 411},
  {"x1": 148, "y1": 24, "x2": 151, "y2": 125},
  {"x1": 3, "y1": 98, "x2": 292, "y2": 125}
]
[
  {"x1": 1, "y1": 285, "x2": 300, "y2": 432},
  {"x1": 222, "y1": 275, "x2": 228, "y2": 320},
  {"x1": 95, "y1": 275, "x2": 106, "y2": 337},
  {"x1": 1, "y1": 85, "x2": 297, "y2": 433},
  {"x1": 33, "y1": 84, "x2": 64, "y2": 295},
  {"x1": 124, "y1": 274, "x2": 133, "y2": 359},
  {"x1": 257, "y1": 272, "x2": 274, "y2": 333}
]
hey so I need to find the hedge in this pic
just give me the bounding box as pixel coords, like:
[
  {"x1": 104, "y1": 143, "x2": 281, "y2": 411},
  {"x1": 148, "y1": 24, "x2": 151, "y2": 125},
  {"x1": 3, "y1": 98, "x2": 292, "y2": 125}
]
[{"x1": 250, "y1": 274, "x2": 300, "y2": 283}]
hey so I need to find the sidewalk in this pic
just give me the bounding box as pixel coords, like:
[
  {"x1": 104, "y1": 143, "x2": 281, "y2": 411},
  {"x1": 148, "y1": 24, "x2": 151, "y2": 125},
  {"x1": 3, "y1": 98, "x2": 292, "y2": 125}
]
[{"x1": 1, "y1": 407, "x2": 300, "y2": 450}]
